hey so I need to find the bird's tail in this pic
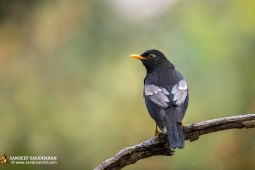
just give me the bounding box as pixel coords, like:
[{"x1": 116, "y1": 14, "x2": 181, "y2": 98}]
[{"x1": 165, "y1": 115, "x2": 185, "y2": 149}]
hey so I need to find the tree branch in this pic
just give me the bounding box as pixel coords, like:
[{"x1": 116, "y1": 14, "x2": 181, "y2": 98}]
[{"x1": 95, "y1": 114, "x2": 255, "y2": 170}]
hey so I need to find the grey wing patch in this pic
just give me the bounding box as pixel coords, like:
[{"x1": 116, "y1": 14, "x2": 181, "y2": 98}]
[
  {"x1": 144, "y1": 85, "x2": 170, "y2": 109},
  {"x1": 171, "y1": 79, "x2": 188, "y2": 106}
]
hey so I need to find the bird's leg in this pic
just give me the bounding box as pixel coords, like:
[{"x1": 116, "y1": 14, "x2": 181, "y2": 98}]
[{"x1": 154, "y1": 124, "x2": 159, "y2": 137}]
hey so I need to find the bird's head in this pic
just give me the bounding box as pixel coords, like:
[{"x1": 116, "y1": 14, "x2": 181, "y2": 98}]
[{"x1": 130, "y1": 49, "x2": 174, "y2": 72}]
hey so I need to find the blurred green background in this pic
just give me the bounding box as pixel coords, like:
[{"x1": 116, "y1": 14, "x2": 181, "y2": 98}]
[{"x1": 0, "y1": 0, "x2": 255, "y2": 169}]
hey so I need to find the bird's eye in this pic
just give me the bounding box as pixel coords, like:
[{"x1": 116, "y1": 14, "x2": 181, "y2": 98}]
[{"x1": 148, "y1": 54, "x2": 155, "y2": 58}]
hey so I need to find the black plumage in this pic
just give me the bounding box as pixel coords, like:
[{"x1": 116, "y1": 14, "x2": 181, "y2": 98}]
[{"x1": 131, "y1": 49, "x2": 189, "y2": 149}]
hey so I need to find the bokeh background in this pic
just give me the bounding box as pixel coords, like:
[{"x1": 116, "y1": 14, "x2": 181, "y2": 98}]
[{"x1": 1, "y1": 0, "x2": 255, "y2": 169}]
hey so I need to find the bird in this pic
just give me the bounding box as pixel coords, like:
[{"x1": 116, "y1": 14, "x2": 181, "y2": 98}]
[{"x1": 130, "y1": 49, "x2": 189, "y2": 149}]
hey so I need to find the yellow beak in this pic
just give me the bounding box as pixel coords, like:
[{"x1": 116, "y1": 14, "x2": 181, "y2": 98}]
[{"x1": 130, "y1": 54, "x2": 147, "y2": 60}]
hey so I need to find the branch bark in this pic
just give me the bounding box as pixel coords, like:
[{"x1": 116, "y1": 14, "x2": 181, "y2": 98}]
[{"x1": 95, "y1": 114, "x2": 255, "y2": 170}]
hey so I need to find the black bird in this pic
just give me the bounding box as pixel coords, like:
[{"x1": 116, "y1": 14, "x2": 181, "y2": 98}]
[{"x1": 131, "y1": 49, "x2": 189, "y2": 149}]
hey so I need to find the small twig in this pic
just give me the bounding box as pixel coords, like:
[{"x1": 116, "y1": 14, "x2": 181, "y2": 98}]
[{"x1": 95, "y1": 114, "x2": 255, "y2": 170}]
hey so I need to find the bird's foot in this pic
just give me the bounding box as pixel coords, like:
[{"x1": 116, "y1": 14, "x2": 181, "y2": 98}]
[
  {"x1": 154, "y1": 133, "x2": 160, "y2": 142},
  {"x1": 182, "y1": 123, "x2": 185, "y2": 127},
  {"x1": 170, "y1": 149, "x2": 175, "y2": 155}
]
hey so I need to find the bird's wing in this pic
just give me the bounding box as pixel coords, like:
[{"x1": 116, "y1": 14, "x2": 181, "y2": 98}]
[
  {"x1": 170, "y1": 79, "x2": 188, "y2": 106},
  {"x1": 144, "y1": 85, "x2": 170, "y2": 109},
  {"x1": 144, "y1": 96, "x2": 166, "y2": 131},
  {"x1": 144, "y1": 79, "x2": 188, "y2": 108},
  {"x1": 169, "y1": 79, "x2": 189, "y2": 123},
  {"x1": 144, "y1": 79, "x2": 188, "y2": 125},
  {"x1": 144, "y1": 85, "x2": 170, "y2": 131}
]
